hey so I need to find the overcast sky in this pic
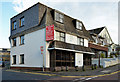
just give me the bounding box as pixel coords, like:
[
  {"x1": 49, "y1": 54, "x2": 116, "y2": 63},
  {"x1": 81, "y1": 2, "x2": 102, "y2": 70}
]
[{"x1": 0, "y1": 0, "x2": 119, "y2": 48}]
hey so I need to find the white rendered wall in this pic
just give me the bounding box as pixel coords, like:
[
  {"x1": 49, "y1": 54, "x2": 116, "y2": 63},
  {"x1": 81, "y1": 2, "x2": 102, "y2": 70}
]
[
  {"x1": 10, "y1": 28, "x2": 49, "y2": 68},
  {"x1": 99, "y1": 28, "x2": 112, "y2": 44},
  {"x1": 84, "y1": 39, "x2": 88, "y2": 47},
  {"x1": 75, "y1": 53, "x2": 83, "y2": 67},
  {"x1": 66, "y1": 33, "x2": 77, "y2": 45}
]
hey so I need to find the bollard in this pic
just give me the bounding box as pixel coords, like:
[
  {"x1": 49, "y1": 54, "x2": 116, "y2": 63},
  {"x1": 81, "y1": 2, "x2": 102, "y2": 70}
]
[
  {"x1": 75, "y1": 66, "x2": 78, "y2": 71},
  {"x1": 82, "y1": 65, "x2": 85, "y2": 71},
  {"x1": 61, "y1": 66, "x2": 64, "y2": 71},
  {"x1": 66, "y1": 66, "x2": 68, "y2": 71},
  {"x1": 91, "y1": 64, "x2": 94, "y2": 70},
  {"x1": 94, "y1": 64, "x2": 97, "y2": 69}
]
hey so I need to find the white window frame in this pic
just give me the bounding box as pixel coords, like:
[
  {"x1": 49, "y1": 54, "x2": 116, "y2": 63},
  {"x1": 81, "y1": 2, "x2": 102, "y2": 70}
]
[
  {"x1": 55, "y1": 12, "x2": 64, "y2": 23},
  {"x1": 77, "y1": 37, "x2": 84, "y2": 46},
  {"x1": 76, "y1": 21, "x2": 82, "y2": 30},
  {"x1": 56, "y1": 31, "x2": 65, "y2": 42}
]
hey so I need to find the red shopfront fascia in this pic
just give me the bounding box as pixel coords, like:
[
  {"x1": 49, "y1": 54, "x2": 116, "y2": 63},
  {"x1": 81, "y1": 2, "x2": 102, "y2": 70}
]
[{"x1": 46, "y1": 25, "x2": 54, "y2": 41}]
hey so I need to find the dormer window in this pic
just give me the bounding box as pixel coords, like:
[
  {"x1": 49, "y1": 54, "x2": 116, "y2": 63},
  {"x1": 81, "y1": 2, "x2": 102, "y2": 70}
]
[
  {"x1": 76, "y1": 21, "x2": 82, "y2": 30},
  {"x1": 55, "y1": 12, "x2": 64, "y2": 23}
]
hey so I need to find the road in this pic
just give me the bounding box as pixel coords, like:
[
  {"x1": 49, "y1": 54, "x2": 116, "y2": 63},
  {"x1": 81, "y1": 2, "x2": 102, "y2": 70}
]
[{"x1": 1, "y1": 67, "x2": 120, "y2": 82}]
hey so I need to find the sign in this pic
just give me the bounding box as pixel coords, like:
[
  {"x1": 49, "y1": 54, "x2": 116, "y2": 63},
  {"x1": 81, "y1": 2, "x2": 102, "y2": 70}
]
[
  {"x1": 40, "y1": 46, "x2": 44, "y2": 54},
  {"x1": 46, "y1": 25, "x2": 54, "y2": 41}
]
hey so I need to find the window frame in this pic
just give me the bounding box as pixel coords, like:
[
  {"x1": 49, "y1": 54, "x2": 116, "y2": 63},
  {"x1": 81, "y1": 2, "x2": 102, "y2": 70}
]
[
  {"x1": 12, "y1": 21, "x2": 17, "y2": 30},
  {"x1": 12, "y1": 38, "x2": 16, "y2": 47},
  {"x1": 19, "y1": 17, "x2": 24, "y2": 27},
  {"x1": 20, "y1": 35, "x2": 24, "y2": 45},
  {"x1": 56, "y1": 31, "x2": 65, "y2": 42},
  {"x1": 20, "y1": 54, "x2": 24, "y2": 64},
  {"x1": 55, "y1": 12, "x2": 64, "y2": 23},
  {"x1": 76, "y1": 21, "x2": 82, "y2": 30},
  {"x1": 77, "y1": 37, "x2": 84, "y2": 46},
  {"x1": 12, "y1": 55, "x2": 16, "y2": 64}
]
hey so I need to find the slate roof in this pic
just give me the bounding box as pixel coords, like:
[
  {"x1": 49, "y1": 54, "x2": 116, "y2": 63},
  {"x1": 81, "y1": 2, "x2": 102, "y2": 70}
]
[
  {"x1": 10, "y1": 2, "x2": 93, "y2": 42},
  {"x1": 89, "y1": 27, "x2": 105, "y2": 34}
]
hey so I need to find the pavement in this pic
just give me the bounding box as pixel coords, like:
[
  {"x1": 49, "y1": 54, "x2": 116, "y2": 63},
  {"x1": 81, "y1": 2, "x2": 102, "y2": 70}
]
[
  {"x1": 1, "y1": 64, "x2": 120, "y2": 81},
  {"x1": 3, "y1": 64, "x2": 119, "y2": 77}
]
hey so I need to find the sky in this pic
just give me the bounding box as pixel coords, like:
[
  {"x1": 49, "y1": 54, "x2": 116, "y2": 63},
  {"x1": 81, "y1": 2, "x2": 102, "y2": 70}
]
[{"x1": 0, "y1": 0, "x2": 119, "y2": 48}]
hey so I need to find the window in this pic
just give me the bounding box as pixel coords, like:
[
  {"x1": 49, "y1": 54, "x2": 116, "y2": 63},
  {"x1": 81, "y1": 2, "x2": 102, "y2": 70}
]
[
  {"x1": 56, "y1": 31, "x2": 65, "y2": 42},
  {"x1": 76, "y1": 21, "x2": 82, "y2": 30},
  {"x1": 12, "y1": 55, "x2": 16, "y2": 64},
  {"x1": 56, "y1": 50, "x2": 75, "y2": 67},
  {"x1": 101, "y1": 41, "x2": 104, "y2": 45},
  {"x1": 55, "y1": 12, "x2": 64, "y2": 23},
  {"x1": 20, "y1": 35, "x2": 24, "y2": 45},
  {"x1": 20, "y1": 54, "x2": 24, "y2": 64},
  {"x1": 12, "y1": 21, "x2": 17, "y2": 30},
  {"x1": 12, "y1": 38, "x2": 16, "y2": 47},
  {"x1": 77, "y1": 37, "x2": 84, "y2": 46},
  {"x1": 20, "y1": 17, "x2": 24, "y2": 27}
]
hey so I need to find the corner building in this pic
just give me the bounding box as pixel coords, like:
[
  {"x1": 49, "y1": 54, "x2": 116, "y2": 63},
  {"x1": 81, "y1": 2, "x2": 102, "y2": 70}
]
[{"x1": 9, "y1": 2, "x2": 94, "y2": 71}]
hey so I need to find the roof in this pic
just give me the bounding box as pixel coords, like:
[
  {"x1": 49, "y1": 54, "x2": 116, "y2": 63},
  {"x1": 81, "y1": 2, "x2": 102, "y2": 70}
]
[
  {"x1": 10, "y1": 2, "x2": 92, "y2": 41},
  {"x1": 89, "y1": 27, "x2": 105, "y2": 34}
]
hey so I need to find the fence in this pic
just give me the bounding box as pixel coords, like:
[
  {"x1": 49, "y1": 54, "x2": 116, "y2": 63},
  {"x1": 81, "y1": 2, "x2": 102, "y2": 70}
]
[{"x1": 92, "y1": 57, "x2": 120, "y2": 68}]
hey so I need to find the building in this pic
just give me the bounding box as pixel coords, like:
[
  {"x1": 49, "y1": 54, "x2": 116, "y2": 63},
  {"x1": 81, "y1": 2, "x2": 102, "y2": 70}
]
[
  {"x1": 9, "y1": 2, "x2": 94, "y2": 71},
  {"x1": 0, "y1": 48, "x2": 10, "y2": 61},
  {"x1": 88, "y1": 26, "x2": 114, "y2": 57},
  {"x1": 0, "y1": 48, "x2": 10, "y2": 66}
]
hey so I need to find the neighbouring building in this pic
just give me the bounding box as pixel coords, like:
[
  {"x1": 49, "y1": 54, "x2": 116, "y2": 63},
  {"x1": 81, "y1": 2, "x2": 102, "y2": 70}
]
[
  {"x1": 9, "y1": 2, "x2": 94, "y2": 71},
  {"x1": 88, "y1": 26, "x2": 114, "y2": 57},
  {"x1": 0, "y1": 48, "x2": 10, "y2": 61}
]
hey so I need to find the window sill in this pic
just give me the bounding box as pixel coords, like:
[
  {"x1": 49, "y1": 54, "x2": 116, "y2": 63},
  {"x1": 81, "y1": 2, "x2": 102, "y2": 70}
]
[
  {"x1": 19, "y1": 63, "x2": 24, "y2": 64},
  {"x1": 12, "y1": 46, "x2": 16, "y2": 47},
  {"x1": 12, "y1": 64, "x2": 16, "y2": 65},
  {"x1": 19, "y1": 44, "x2": 24, "y2": 46},
  {"x1": 12, "y1": 28, "x2": 16, "y2": 31},
  {"x1": 55, "y1": 20, "x2": 64, "y2": 24},
  {"x1": 19, "y1": 25, "x2": 24, "y2": 28}
]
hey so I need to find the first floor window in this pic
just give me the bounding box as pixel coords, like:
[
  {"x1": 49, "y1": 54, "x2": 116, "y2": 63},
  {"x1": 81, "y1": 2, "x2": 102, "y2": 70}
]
[
  {"x1": 78, "y1": 37, "x2": 84, "y2": 46},
  {"x1": 56, "y1": 31, "x2": 65, "y2": 42},
  {"x1": 20, "y1": 35, "x2": 24, "y2": 45},
  {"x1": 12, "y1": 38, "x2": 16, "y2": 47},
  {"x1": 12, "y1": 55, "x2": 16, "y2": 64},
  {"x1": 20, "y1": 54, "x2": 24, "y2": 64}
]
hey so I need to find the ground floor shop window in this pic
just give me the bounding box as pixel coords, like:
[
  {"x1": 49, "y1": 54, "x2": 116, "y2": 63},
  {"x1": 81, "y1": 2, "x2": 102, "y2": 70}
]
[
  {"x1": 83, "y1": 54, "x2": 91, "y2": 65},
  {"x1": 55, "y1": 50, "x2": 75, "y2": 67}
]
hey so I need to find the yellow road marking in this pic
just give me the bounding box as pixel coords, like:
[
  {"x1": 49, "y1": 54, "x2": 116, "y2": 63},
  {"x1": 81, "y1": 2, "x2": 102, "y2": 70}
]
[
  {"x1": 61, "y1": 70, "x2": 120, "y2": 78},
  {"x1": 6, "y1": 70, "x2": 120, "y2": 78}
]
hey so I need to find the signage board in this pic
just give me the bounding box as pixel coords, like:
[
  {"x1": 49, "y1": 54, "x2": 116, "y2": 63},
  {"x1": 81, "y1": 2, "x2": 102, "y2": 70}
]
[{"x1": 46, "y1": 25, "x2": 54, "y2": 41}]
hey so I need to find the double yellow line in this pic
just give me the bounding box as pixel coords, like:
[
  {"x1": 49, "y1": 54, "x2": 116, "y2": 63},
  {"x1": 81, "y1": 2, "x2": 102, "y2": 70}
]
[
  {"x1": 61, "y1": 70, "x2": 120, "y2": 78},
  {"x1": 6, "y1": 70, "x2": 120, "y2": 78}
]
